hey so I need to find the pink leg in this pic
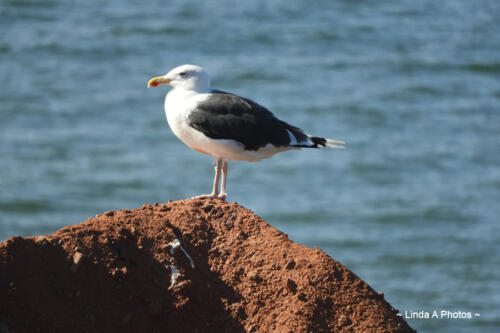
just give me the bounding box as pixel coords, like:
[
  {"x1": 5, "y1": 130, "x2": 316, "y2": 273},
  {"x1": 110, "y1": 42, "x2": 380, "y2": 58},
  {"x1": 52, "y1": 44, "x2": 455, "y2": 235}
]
[
  {"x1": 217, "y1": 161, "x2": 228, "y2": 200},
  {"x1": 191, "y1": 159, "x2": 223, "y2": 200}
]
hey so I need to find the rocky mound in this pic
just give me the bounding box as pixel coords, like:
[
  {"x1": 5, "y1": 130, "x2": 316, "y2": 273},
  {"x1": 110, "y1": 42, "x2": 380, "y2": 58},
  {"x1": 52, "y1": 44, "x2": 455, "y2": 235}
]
[{"x1": 0, "y1": 199, "x2": 414, "y2": 333}]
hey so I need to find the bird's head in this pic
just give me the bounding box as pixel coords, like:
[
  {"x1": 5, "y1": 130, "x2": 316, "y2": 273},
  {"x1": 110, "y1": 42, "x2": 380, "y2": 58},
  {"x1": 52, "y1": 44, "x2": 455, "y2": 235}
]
[{"x1": 148, "y1": 64, "x2": 211, "y2": 92}]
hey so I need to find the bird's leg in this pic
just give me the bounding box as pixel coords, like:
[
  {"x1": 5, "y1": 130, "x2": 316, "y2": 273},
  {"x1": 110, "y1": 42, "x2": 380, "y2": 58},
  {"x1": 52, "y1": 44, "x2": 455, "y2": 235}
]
[
  {"x1": 217, "y1": 161, "x2": 228, "y2": 200},
  {"x1": 210, "y1": 159, "x2": 223, "y2": 197},
  {"x1": 191, "y1": 158, "x2": 223, "y2": 200}
]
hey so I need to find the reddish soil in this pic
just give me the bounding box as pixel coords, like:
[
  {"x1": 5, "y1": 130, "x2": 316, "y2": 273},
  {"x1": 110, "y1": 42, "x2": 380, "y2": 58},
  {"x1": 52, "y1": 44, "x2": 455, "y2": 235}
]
[{"x1": 0, "y1": 199, "x2": 415, "y2": 333}]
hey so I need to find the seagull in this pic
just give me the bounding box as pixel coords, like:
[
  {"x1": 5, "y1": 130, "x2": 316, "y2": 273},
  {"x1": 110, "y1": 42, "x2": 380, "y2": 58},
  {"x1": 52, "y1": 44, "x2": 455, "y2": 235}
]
[{"x1": 148, "y1": 64, "x2": 344, "y2": 200}]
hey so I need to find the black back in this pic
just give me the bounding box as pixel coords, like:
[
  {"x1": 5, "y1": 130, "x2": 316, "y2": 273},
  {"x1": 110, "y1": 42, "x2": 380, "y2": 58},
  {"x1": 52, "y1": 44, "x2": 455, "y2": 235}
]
[{"x1": 188, "y1": 91, "x2": 309, "y2": 151}]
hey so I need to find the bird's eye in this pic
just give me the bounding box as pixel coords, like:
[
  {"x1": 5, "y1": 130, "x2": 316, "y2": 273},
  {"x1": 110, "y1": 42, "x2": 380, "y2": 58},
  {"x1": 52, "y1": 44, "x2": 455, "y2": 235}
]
[{"x1": 179, "y1": 72, "x2": 187, "y2": 77}]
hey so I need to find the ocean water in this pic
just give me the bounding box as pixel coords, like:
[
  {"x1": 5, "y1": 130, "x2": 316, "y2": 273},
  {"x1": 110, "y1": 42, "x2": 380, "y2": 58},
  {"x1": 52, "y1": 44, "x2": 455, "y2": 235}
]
[{"x1": 1, "y1": 0, "x2": 500, "y2": 331}]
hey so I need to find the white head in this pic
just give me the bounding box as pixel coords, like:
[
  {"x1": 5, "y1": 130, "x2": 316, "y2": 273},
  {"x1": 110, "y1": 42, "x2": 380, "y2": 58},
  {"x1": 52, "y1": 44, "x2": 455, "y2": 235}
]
[{"x1": 148, "y1": 64, "x2": 211, "y2": 92}]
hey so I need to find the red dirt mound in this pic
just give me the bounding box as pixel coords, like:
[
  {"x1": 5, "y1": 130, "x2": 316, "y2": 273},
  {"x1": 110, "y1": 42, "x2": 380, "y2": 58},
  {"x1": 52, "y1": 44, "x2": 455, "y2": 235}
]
[{"x1": 0, "y1": 199, "x2": 414, "y2": 333}]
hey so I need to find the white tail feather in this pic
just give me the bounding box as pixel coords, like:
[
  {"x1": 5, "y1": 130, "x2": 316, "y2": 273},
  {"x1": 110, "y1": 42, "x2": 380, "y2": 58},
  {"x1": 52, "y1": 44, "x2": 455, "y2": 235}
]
[{"x1": 325, "y1": 138, "x2": 345, "y2": 149}]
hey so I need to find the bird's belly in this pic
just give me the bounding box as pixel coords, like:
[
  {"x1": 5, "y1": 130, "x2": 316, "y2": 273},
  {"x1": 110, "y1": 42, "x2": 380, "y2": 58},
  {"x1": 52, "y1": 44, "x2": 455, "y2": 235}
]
[{"x1": 167, "y1": 112, "x2": 290, "y2": 161}]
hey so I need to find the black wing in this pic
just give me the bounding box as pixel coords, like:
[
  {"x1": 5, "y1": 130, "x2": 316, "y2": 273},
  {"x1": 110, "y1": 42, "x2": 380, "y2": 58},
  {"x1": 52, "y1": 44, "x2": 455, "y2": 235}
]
[{"x1": 188, "y1": 91, "x2": 309, "y2": 151}]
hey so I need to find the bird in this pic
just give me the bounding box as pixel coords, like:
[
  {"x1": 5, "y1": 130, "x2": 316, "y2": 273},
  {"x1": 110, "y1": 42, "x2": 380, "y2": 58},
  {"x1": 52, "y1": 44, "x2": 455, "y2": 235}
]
[{"x1": 148, "y1": 64, "x2": 344, "y2": 200}]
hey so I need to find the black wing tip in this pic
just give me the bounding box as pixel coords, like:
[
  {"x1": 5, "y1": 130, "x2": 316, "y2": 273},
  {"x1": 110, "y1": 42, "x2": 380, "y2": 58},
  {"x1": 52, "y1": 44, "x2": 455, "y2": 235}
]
[
  {"x1": 308, "y1": 136, "x2": 326, "y2": 148},
  {"x1": 290, "y1": 137, "x2": 323, "y2": 149}
]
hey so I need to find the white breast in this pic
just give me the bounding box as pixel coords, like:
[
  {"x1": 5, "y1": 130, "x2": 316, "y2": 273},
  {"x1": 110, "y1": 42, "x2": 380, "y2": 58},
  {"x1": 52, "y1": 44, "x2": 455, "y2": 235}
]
[{"x1": 164, "y1": 89, "x2": 212, "y2": 152}]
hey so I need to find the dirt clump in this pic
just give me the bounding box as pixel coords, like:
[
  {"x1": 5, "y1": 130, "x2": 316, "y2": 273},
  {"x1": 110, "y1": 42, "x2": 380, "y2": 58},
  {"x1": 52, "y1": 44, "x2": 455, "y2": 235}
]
[{"x1": 0, "y1": 199, "x2": 414, "y2": 332}]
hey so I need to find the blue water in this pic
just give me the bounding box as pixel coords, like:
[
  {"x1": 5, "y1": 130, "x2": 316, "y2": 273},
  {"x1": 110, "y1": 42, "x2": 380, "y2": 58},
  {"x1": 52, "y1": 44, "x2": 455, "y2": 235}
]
[{"x1": 1, "y1": 1, "x2": 500, "y2": 331}]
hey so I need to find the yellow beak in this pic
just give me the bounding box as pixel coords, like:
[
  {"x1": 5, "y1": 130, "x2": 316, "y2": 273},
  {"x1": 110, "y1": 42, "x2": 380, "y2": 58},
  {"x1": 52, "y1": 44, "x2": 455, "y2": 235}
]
[{"x1": 148, "y1": 76, "x2": 171, "y2": 88}]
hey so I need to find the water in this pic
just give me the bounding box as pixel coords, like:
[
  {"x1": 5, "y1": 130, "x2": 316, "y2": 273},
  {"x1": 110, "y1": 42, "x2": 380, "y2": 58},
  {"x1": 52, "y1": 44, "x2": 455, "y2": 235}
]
[{"x1": 1, "y1": 0, "x2": 500, "y2": 331}]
